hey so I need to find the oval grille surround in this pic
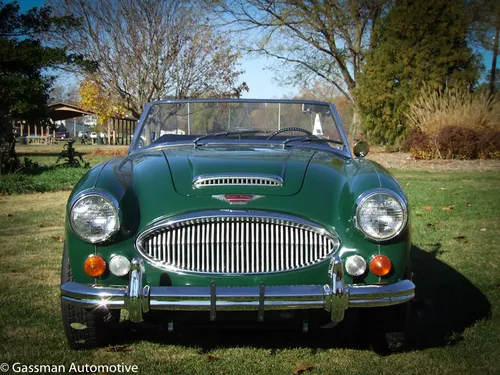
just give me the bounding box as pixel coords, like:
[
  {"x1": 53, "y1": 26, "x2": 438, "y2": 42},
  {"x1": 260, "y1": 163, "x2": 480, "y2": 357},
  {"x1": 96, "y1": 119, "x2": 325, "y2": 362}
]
[{"x1": 136, "y1": 213, "x2": 340, "y2": 274}]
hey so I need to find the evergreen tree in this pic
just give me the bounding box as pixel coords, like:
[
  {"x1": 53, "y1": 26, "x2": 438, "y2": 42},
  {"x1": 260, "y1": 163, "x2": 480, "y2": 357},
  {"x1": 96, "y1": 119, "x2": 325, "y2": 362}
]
[
  {"x1": 0, "y1": 1, "x2": 84, "y2": 173},
  {"x1": 356, "y1": 0, "x2": 480, "y2": 144}
]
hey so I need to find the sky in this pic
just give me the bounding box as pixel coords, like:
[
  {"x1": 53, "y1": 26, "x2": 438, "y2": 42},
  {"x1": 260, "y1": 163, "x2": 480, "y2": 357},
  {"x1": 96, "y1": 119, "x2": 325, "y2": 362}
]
[
  {"x1": 14, "y1": 0, "x2": 298, "y2": 99},
  {"x1": 239, "y1": 57, "x2": 297, "y2": 99},
  {"x1": 12, "y1": 0, "x2": 498, "y2": 99}
]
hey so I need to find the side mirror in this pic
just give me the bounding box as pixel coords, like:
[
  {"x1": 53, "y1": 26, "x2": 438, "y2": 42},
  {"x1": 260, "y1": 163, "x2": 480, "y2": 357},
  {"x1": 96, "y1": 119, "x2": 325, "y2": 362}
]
[{"x1": 353, "y1": 141, "x2": 369, "y2": 158}]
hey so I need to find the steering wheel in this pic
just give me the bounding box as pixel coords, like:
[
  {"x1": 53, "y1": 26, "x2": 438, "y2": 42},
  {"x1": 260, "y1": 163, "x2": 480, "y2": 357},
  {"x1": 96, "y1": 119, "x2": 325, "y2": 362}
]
[{"x1": 267, "y1": 127, "x2": 312, "y2": 139}]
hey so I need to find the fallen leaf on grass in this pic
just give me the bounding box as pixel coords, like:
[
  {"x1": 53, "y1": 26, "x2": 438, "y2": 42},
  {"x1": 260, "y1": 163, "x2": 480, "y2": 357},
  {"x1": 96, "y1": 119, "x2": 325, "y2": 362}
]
[
  {"x1": 454, "y1": 236, "x2": 468, "y2": 243},
  {"x1": 480, "y1": 228, "x2": 486, "y2": 232},
  {"x1": 442, "y1": 205, "x2": 455, "y2": 211},
  {"x1": 292, "y1": 364, "x2": 315, "y2": 374},
  {"x1": 439, "y1": 187, "x2": 447, "y2": 190},
  {"x1": 266, "y1": 349, "x2": 280, "y2": 355},
  {"x1": 465, "y1": 202, "x2": 472, "y2": 207},
  {"x1": 426, "y1": 223, "x2": 435, "y2": 229},
  {"x1": 207, "y1": 355, "x2": 219, "y2": 361},
  {"x1": 416, "y1": 212, "x2": 423, "y2": 217},
  {"x1": 70, "y1": 323, "x2": 87, "y2": 330},
  {"x1": 6, "y1": 213, "x2": 13, "y2": 217},
  {"x1": 489, "y1": 263, "x2": 497, "y2": 268},
  {"x1": 424, "y1": 206, "x2": 433, "y2": 211},
  {"x1": 51, "y1": 235, "x2": 63, "y2": 242}
]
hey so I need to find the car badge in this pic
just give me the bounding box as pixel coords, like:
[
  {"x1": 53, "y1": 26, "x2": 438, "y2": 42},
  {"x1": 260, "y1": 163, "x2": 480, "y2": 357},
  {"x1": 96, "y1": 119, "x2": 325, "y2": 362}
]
[{"x1": 212, "y1": 194, "x2": 264, "y2": 205}]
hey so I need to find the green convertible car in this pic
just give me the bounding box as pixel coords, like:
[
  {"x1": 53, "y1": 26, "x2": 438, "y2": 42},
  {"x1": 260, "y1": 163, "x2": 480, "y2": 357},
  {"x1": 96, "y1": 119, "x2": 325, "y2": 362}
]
[{"x1": 61, "y1": 99, "x2": 414, "y2": 352}]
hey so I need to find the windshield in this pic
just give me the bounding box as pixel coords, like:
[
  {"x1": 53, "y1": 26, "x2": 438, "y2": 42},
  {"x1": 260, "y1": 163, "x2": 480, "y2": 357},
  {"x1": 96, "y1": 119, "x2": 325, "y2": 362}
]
[{"x1": 132, "y1": 100, "x2": 344, "y2": 150}]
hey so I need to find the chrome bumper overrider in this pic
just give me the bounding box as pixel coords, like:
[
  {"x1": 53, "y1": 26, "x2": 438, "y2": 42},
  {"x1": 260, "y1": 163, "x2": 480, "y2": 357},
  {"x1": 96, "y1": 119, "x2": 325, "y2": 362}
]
[{"x1": 61, "y1": 257, "x2": 415, "y2": 323}]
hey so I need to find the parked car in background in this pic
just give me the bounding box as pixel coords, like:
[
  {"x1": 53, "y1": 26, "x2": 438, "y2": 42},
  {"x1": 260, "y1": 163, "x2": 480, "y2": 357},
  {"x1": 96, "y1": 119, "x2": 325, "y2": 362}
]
[
  {"x1": 89, "y1": 132, "x2": 98, "y2": 139},
  {"x1": 55, "y1": 132, "x2": 70, "y2": 141},
  {"x1": 61, "y1": 99, "x2": 414, "y2": 353},
  {"x1": 77, "y1": 131, "x2": 88, "y2": 139}
]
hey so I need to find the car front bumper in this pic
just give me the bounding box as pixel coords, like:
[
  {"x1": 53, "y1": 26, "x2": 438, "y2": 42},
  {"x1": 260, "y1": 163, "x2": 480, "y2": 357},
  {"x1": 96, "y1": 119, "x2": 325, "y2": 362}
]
[{"x1": 61, "y1": 257, "x2": 415, "y2": 323}]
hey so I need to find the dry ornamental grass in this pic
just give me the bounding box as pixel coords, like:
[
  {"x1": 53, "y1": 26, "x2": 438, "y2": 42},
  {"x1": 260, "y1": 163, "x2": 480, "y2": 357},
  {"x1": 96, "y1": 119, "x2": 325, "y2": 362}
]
[{"x1": 406, "y1": 85, "x2": 500, "y2": 136}]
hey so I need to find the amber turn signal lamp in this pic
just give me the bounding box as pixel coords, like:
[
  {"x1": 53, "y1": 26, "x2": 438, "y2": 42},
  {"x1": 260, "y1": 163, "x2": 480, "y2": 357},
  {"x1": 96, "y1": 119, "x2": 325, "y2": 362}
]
[
  {"x1": 84, "y1": 255, "x2": 106, "y2": 277},
  {"x1": 370, "y1": 255, "x2": 392, "y2": 277}
]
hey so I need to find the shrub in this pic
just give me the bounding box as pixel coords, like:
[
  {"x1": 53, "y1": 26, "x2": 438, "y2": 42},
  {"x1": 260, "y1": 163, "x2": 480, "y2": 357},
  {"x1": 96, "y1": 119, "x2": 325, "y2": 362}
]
[
  {"x1": 478, "y1": 131, "x2": 500, "y2": 159},
  {"x1": 56, "y1": 140, "x2": 90, "y2": 168},
  {"x1": 400, "y1": 128, "x2": 436, "y2": 159},
  {"x1": 436, "y1": 126, "x2": 479, "y2": 159},
  {"x1": 407, "y1": 85, "x2": 500, "y2": 137}
]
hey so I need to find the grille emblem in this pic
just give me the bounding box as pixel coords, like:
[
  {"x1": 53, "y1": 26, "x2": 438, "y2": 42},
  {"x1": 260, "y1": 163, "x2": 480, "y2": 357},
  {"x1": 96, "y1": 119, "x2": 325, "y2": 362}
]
[{"x1": 212, "y1": 194, "x2": 264, "y2": 205}]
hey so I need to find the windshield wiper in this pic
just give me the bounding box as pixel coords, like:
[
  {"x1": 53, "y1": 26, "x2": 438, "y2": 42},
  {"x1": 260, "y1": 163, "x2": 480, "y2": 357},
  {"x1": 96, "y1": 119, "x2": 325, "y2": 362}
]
[
  {"x1": 282, "y1": 136, "x2": 344, "y2": 148},
  {"x1": 193, "y1": 130, "x2": 266, "y2": 146}
]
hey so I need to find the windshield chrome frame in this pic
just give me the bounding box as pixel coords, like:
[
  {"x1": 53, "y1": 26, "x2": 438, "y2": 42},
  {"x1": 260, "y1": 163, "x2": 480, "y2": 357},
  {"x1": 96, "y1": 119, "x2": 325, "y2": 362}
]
[{"x1": 129, "y1": 99, "x2": 353, "y2": 158}]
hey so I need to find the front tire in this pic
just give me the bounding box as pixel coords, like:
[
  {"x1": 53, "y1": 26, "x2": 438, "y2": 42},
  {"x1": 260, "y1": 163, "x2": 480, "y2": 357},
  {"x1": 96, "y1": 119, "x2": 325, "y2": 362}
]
[
  {"x1": 360, "y1": 301, "x2": 410, "y2": 355},
  {"x1": 61, "y1": 245, "x2": 115, "y2": 349}
]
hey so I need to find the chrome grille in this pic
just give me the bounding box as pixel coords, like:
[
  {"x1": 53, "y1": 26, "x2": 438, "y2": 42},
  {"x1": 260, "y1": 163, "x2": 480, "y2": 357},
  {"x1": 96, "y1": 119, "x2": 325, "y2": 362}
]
[
  {"x1": 137, "y1": 212, "x2": 340, "y2": 274},
  {"x1": 193, "y1": 175, "x2": 283, "y2": 187}
]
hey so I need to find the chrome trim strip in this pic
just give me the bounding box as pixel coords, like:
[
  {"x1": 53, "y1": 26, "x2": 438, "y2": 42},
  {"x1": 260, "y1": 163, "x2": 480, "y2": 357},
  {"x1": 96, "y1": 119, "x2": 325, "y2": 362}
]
[
  {"x1": 354, "y1": 188, "x2": 408, "y2": 242},
  {"x1": 193, "y1": 173, "x2": 283, "y2": 187},
  {"x1": 135, "y1": 210, "x2": 341, "y2": 275}
]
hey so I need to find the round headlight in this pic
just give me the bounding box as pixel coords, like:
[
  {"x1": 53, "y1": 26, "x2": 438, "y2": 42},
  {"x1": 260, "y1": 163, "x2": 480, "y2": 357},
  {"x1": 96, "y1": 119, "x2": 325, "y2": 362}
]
[
  {"x1": 70, "y1": 192, "x2": 120, "y2": 243},
  {"x1": 356, "y1": 190, "x2": 407, "y2": 240}
]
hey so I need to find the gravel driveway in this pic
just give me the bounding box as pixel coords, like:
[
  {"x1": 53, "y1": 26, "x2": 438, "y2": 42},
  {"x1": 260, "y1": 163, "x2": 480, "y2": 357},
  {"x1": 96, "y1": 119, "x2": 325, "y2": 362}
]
[{"x1": 368, "y1": 152, "x2": 500, "y2": 172}]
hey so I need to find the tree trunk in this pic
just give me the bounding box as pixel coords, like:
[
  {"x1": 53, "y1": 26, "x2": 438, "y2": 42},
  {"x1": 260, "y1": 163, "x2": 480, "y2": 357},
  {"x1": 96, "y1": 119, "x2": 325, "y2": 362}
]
[
  {"x1": 489, "y1": 25, "x2": 499, "y2": 97},
  {"x1": 350, "y1": 106, "x2": 362, "y2": 142},
  {"x1": 0, "y1": 121, "x2": 18, "y2": 174}
]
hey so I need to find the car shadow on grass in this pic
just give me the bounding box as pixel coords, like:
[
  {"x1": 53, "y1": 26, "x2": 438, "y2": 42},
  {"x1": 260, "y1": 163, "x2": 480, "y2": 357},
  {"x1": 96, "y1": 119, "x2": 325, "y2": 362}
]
[
  {"x1": 107, "y1": 245, "x2": 491, "y2": 352},
  {"x1": 408, "y1": 244, "x2": 491, "y2": 350}
]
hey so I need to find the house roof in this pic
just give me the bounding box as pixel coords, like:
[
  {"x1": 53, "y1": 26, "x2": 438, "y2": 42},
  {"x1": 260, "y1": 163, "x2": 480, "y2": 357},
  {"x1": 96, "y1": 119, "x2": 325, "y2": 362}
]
[{"x1": 47, "y1": 102, "x2": 94, "y2": 121}]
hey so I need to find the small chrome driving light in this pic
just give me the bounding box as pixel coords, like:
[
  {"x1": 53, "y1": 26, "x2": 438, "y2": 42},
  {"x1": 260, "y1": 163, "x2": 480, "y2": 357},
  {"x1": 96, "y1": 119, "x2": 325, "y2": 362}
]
[
  {"x1": 345, "y1": 255, "x2": 367, "y2": 276},
  {"x1": 109, "y1": 255, "x2": 131, "y2": 277}
]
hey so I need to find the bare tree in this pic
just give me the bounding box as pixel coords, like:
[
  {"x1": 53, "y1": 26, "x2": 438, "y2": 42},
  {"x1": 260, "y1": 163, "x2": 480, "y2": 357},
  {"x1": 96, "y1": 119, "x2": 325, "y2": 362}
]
[
  {"x1": 212, "y1": 0, "x2": 387, "y2": 103},
  {"x1": 48, "y1": 82, "x2": 80, "y2": 105},
  {"x1": 50, "y1": 0, "x2": 247, "y2": 118}
]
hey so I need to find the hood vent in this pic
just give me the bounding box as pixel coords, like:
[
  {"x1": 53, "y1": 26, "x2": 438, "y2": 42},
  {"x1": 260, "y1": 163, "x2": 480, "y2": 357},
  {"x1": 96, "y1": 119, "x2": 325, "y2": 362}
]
[{"x1": 193, "y1": 174, "x2": 283, "y2": 188}]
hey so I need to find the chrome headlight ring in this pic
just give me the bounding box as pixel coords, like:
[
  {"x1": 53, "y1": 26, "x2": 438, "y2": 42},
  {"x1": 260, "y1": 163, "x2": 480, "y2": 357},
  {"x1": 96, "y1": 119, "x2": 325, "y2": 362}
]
[
  {"x1": 69, "y1": 190, "x2": 121, "y2": 243},
  {"x1": 354, "y1": 189, "x2": 408, "y2": 241}
]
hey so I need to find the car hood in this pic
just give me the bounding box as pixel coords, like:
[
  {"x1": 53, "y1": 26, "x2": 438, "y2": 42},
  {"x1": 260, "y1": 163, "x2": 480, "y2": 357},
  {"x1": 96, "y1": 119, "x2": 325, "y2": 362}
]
[
  {"x1": 162, "y1": 147, "x2": 318, "y2": 196},
  {"x1": 85, "y1": 145, "x2": 404, "y2": 243}
]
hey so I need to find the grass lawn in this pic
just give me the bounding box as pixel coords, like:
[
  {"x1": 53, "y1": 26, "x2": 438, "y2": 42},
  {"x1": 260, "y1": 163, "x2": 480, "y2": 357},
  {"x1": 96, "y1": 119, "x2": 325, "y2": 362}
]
[
  {"x1": 0, "y1": 144, "x2": 128, "y2": 194},
  {"x1": 0, "y1": 170, "x2": 499, "y2": 374}
]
